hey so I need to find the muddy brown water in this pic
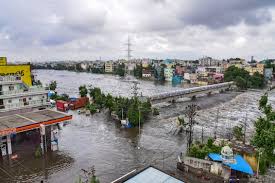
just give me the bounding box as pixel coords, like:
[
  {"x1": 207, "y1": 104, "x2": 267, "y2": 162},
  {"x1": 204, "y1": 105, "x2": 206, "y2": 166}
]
[{"x1": 0, "y1": 70, "x2": 268, "y2": 183}]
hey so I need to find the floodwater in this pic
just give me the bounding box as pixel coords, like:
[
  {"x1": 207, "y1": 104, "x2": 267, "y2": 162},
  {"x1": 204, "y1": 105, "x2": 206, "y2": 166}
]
[{"x1": 0, "y1": 70, "x2": 271, "y2": 183}]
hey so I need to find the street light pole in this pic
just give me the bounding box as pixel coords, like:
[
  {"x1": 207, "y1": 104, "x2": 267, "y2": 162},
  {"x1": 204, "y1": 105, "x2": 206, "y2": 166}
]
[
  {"x1": 256, "y1": 150, "x2": 262, "y2": 178},
  {"x1": 137, "y1": 106, "x2": 141, "y2": 150}
]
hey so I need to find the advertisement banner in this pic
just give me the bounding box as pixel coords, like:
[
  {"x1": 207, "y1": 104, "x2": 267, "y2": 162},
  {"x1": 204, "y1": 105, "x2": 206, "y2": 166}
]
[{"x1": 0, "y1": 65, "x2": 32, "y2": 86}]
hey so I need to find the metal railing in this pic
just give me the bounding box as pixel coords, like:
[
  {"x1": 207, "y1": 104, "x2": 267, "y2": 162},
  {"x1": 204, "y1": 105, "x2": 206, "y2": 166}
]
[
  {"x1": 0, "y1": 76, "x2": 22, "y2": 82},
  {"x1": 0, "y1": 87, "x2": 47, "y2": 97},
  {"x1": 150, "y1": 82, "x2": 234, "y2": 100}
]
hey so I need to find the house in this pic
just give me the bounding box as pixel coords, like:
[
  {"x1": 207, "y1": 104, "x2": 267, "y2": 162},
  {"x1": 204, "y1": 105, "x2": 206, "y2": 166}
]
[
  {"x1": 111, "y1": 166, "x2": 184, "y2": 183},
  {"x1": 142, "y1": 69, "x2": 152, "y2": 78}
]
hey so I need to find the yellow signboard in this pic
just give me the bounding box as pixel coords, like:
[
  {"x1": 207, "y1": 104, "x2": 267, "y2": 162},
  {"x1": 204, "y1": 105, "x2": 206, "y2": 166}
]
[
  {"x1": 0, "y1": 57, "x2": 7, "y2": 65},
  {"x1": 0, "y1": 65, "x2": 32, "y2": 86}
]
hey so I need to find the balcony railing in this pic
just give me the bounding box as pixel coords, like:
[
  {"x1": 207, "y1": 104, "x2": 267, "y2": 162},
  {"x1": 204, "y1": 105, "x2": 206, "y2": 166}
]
[
  {"x1": 0, "y1": 87, "x2": 47, "y2": 98},
  {"x1": 0, "y1": 99, "x2": 49, "y2": 111},
  {"x1": 0, "y1": 76, "x2": 22, "y2": 83}
]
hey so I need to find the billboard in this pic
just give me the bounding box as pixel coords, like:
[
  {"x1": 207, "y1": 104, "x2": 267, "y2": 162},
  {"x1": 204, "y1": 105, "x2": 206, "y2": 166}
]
[
  {"x1": 0, "y1": 57, "x2": 7, "y2": 66},
  {"x1": 0, "y1": 65, "x2": 32, "y2": 86}
]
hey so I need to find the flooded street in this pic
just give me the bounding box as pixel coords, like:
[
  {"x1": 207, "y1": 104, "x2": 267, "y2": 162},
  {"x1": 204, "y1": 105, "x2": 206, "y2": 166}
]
[{"x1": 0, "y1": 70, "x2": 272, "y2": 183}]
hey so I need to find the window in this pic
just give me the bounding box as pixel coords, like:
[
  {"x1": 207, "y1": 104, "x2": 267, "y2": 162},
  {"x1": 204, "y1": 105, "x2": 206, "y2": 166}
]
[
  {"x1": 8, "y1": 100, "x2": 12, "y2": 103},
  {"x1": 9, "y1": 85, "x2": 14, "y2": 91},
  {"x1": 29, "y1": 97, "x2": 32, "y2": 100}
]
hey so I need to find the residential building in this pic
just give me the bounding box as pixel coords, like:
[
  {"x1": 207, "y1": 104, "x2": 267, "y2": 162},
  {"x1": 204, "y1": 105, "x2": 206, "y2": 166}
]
[
  {"x1": 164, "y1": 67, "x2": 175, "y2": 81},
  {"x1": 104, "y1": 61, "x2": 113, "y2": 73},
  {"x1": 184, "y1": 73, "x2": 198, "y2": 84},
  {"x1": 0, "y1": 76, "x2": 49, "y2": 116},
  {"x1": 142, "y1": 69, "x2": 152, "y2": 78},
  {"x1": 244, "y1": 63, "x2": 264, "y2": 75}
]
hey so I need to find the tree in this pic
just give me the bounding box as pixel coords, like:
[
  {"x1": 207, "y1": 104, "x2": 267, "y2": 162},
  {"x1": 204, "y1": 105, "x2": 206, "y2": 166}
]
[
  {"x1": 251, "y1": 94, "x2": 275, "y2": 174},
  {"x1": 134, "y1": 64, "x2": 142, "y2": 78},
  {"x1": 79, "y1": 85, "x2": 88, "y2": 97},
  {"x1": 235, "y1": 76, "x2": 247, "y2": 90},
  {"x1": 49, "y1": 80, "x2": 57, "y2": 91},
  {"x1": 115, "y1": 63, "x2": 125, "y2": 77},
  {"x1": 233, "y1": 125, "x2": 244, "y2": 141}
]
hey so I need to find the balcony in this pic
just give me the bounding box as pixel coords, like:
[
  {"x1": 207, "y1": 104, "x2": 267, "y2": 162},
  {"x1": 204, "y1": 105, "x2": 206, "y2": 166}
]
[
  {"x1": 0, "y1": 76, "x2": 22, "y2": 85},
  {"x1": 0, "y1": 99, "x2": 50, "y2": 112},
  {"x1": 0, "y1": 87, "x2": 48, "y2": 99}
]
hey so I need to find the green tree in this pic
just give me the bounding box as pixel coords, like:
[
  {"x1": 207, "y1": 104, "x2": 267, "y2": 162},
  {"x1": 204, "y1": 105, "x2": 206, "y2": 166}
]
[
  {"x1": 235, "y1": 76, "x2": 247, "y2": 89},
  {"x1": 79, "y1": 85, "x2": 88, "y2": 97},
  {"x1": 134, "y1": 64, "x2": 143, "y2": 78},
  {"x1": 49, "y1": 80, "x2": 57, "y2": 91},
  {"x1": 233, "y1": 125, "x2": 244, "y2": 141},
  {"x1": 251, "y1": 95, "x2": 275, "y2": 174},
  {"x1": 115, "y1": 63, "x2": 125, "y2": 77}
]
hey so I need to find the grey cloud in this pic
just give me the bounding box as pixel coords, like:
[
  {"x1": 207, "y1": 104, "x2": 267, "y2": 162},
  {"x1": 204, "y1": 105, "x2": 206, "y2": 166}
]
[{"x1": 179, "y1": 0, "x2": 275, "y2": 28}]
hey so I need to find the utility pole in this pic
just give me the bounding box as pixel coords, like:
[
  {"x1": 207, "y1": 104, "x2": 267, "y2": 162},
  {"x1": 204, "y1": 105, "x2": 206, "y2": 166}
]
[
  {"x1": 214, "y1": 108, "x2": 219, "y2": 139},
  {"x1": 185, "y1": 104, "x2": 200, "y2": 152},
  {"x1": 243, "y1": 111, "x2": 247, "y2": 144},
  {"x1": 201, "y1": 126, "x2": 204, "y2": 144}
]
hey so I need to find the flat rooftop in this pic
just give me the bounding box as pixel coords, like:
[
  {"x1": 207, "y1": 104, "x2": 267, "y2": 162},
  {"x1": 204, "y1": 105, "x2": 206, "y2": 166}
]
[{"x1": 0, "y1": 109, "x2": 72, "y2": 136}]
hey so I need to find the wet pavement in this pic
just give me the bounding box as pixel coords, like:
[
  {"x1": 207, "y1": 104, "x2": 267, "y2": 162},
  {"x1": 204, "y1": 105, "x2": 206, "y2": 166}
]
[{"x1": 0, "y1": 70, "x2": 271, "y2": 183}]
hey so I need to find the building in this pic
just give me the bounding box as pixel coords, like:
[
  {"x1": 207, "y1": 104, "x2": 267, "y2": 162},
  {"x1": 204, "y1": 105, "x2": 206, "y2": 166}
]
[
  {"x1": 112, "y1": 166, "x2": 184, "y2": 183},
  {"x1": 164, "y1": 67, "x2": 174, "y2": 81},
  {"x1": 142, "y1": 69, "x2": 152, "y2": 78},
  {"x1": 198, "y1": 56, "x2": 222, "y2": 66},
  {"x1": 105, "y1": 61, "x2": 113, "y2": 73},
  {"x1": 0, "y1": 76, "x2": 49, "y2": 116},
  {"x1": 244, "y1": 63, "x2": 264, "y2": 75},
  {"x1": 0, "y1": 61, "x2": 32, "y2": 86},
  {"x1": 184, "y1": 73, "x2": 197, "y2": 84},
  {"x1": 0, "y1": 75, "x2": 72, "y2": 157}
]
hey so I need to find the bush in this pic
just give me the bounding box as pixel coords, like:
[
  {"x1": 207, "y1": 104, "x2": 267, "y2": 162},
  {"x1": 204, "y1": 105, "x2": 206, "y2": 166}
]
[{"x1": 152, "y1": 108, "x2": 160, "y2": 115}]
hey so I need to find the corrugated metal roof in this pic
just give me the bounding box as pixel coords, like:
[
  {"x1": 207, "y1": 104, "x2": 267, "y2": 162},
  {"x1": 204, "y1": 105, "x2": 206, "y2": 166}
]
[
  {"x1": 124, "y1": 167, "x2": 184, "y2": 183},
  {"x1": 208, "y1": 153, "x2": 254, "y2": 175}
]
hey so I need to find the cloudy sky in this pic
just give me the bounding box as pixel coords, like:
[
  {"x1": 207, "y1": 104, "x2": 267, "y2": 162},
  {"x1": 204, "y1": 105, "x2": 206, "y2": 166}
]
[{"x1": 1, "y1": 0, "x2": 275, "y2": 62}]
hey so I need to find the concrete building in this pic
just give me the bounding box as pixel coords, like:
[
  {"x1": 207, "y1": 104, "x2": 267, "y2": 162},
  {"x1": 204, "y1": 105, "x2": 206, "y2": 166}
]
[
  {"x1": 0, "y1": 76, "x2": 49, "y2": 116},
  {"x1": 142, "y1": 69, "x2": 152, "y2": 78},
  {"x1": 164, "y1": 67, "x2": 175, "y2": 81},
  {"x1": 244, "y1": 63, "x2": 264, "y2": 75},
  {"x1": 0, "y1": 75, "x2": 72, "y2": 157},
  {"x1": 184, "y1": 73, "x2": 198, "y2": 84},
  {"x1": 104, "y1": 61, "x2": 113, "y2": 73}
]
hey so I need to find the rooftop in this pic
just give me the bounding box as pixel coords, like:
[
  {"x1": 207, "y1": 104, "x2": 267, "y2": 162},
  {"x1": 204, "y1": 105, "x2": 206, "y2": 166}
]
[
  {"x1": 0, "y1": 109, "x2": 72, "y2": 136},
  {"x1": 112, "y1": 166, "x2": 184, "y2": 183}
]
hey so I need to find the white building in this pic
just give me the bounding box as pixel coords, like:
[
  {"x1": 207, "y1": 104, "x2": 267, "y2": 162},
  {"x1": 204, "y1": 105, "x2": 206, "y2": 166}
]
[{"x1": 0, "y1": 76, "x2": 49, "y2": 116}]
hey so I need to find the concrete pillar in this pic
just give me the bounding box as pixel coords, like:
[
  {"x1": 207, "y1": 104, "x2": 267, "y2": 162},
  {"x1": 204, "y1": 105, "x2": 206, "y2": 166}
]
[
  {"x1": 50, "y1": 125, "x2": 54, "y2": 151},
  {"x1": 6, "y1": 135, "x2": 12, "y2": 155},
  {"x1": 40, "y1": 130, "x2": 44, "y2": 155}
]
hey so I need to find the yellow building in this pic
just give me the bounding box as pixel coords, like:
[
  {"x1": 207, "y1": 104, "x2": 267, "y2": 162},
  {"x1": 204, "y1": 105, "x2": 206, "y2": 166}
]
[
  {"x1": 104, "y1": 61, "x2": 113, "y2": 73},
  {"x1": 244, "y1": 64, "x2": 264, "y2": 75},
  {"x1": 0, "y1": 58, "x2": 32, "y2": 86},
  {"x1": 0, "y1": 57, "x2": 7, "y2": 66}
]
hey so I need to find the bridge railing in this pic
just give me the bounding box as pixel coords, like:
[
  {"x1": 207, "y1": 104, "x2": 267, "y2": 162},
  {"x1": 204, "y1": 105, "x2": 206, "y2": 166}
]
[{"x1": 150, "y1": 82, "x2": 233, "y2": 100}]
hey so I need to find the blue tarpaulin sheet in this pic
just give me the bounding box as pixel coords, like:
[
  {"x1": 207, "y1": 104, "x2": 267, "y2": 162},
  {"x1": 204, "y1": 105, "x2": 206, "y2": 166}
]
[{"x1": 208, "y1": 153, "x2": 254, "y2": 175}]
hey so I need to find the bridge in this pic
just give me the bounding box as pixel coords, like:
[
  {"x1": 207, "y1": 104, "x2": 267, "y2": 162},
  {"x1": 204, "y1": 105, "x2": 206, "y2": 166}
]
[{"x1": 149, "y1": 82, "x2": 234, "y2": 104}]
